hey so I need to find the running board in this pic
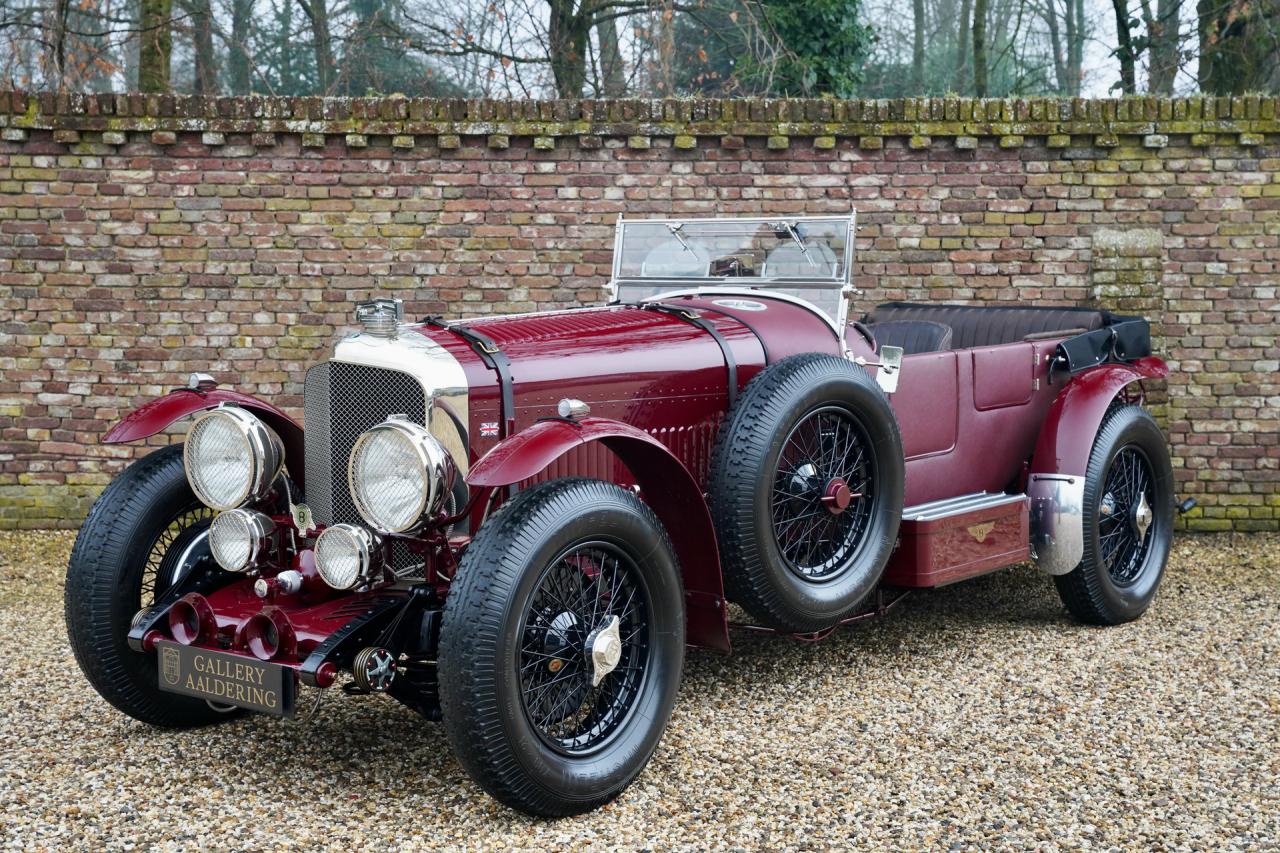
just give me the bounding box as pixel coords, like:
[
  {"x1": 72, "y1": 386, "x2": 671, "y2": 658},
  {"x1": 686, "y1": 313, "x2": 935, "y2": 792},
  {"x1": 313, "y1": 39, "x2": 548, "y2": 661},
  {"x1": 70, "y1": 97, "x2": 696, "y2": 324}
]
[
  {"x1": 884, "y1": 492, "x2": 1031, "y2": 588},
  {"x1": 902, "y1": 491, "x2": 1029, "y2": 522}
]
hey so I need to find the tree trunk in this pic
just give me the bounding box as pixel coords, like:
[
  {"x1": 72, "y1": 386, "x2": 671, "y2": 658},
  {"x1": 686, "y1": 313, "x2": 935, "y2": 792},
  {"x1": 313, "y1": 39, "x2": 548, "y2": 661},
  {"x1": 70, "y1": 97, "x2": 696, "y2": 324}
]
[
  {"x1": 42, "y1": 0, "x2": 70, "y2": 91},
  {"x1": 547, "y1": 0, "x2": 588, "y2": 97},
  {"x1": 229, "y1": 0, "x2": 253, "y2": 94},
  {"x1": 191, "y1": 0, "x2": 217, "y2": 95},
  {"x1": 972, "y1": 0, "x2": 988, "y2": 96},
  {"x1": 955, "y1": 0, "x2": 973, "y2": 92},
  {"x1": 656, "y1": 0, "x2": 675, "y2": 94},
  {"x1": 596, "y1": 16, "x2": 626, "y2": 97},
  {"x1": 938, "y1": 0, "x2": 958, "y2": 72},
  {"x1": 298, "y1": 0, "x2": 335, "y2": 94},
  {"x1": 1111, "y1": 0, "x2": 1137, "y2": 93},
  {"x1": 1044, "y1": 0, "x2": 1069, "y2": 94},
  {"x1": 139, "y1": 0, "x2": 173, "y2": 92},
  {"x1": 1139, "y1": 0, "x2": 1179, "y2": 93},
  {"x1": 912, "y1": 0, "x2": 926, "y2": 93},
  {"x1": 312, "y1": 0, "x2": 334, "y2": 94},
  {"x1": 278, "y1": 0, "x2": 295, "y2": 93},
  {"x1": 1067, "y1": 0, "x2": 1084, "y2": 95}
]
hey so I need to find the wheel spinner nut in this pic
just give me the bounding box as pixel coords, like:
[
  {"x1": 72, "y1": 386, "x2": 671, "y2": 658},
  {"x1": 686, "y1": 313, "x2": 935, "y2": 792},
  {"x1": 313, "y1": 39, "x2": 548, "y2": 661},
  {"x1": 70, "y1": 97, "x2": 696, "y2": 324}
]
[
  {"x1": 588, "y1": 615, "x2": 622, "y2": 687},
  {"x1": 1133, "y1": 492, "x2": 1153, "y2": 540},
  {"x1": 821, "y1": 478, "x2": 853, "y2": 514}
]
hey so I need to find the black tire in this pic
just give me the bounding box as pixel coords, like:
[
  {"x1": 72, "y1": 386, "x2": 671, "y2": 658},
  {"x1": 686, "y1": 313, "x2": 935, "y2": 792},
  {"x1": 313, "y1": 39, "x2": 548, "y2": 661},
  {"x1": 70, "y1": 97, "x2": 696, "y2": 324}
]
[
  {"x1": 65, "y1": 444, "x2": 228, "y2": 727},
  {"x1": 1054, "y1": 405, "x2": 1174, "y2": 625},
  {"x1": 438, "y1": 478, "x2": 684, "y2": 817},
  {"x1": 708, "y1": 353, "x2": 905, "y2": 632}
]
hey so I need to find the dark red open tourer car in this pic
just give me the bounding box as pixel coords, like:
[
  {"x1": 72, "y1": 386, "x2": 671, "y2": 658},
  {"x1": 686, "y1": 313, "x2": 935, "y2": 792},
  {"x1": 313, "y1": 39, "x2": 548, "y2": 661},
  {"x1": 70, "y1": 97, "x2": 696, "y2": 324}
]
[{"x1": 67, "y1": 213, "x2": 1178, "y2": 815}]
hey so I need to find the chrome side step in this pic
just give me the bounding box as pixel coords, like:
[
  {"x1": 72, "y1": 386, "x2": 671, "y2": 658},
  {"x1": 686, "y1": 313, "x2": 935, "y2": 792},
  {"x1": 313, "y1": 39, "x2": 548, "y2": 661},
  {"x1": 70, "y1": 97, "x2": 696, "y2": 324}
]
[{"x1": 902, "y1": 491, "x2": 1027, "y2": 522}]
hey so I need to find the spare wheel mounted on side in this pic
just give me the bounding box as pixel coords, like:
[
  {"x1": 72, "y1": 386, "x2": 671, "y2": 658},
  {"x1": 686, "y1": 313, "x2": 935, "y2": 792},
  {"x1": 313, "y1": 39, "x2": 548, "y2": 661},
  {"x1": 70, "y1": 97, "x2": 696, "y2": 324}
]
[{"x1": 708, "y1": 352, "x2": 905, "y2": 633}]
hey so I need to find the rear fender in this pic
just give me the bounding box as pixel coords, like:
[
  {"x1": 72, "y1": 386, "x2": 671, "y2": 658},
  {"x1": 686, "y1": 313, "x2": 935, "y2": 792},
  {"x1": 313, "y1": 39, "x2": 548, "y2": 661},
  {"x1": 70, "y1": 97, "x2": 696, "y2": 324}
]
[
  {"x1": 103, "y1": 387, "x2": 305, "y2": 489},
  {"x1": 467, "y1": 416, "x2": 730, "y2": 652},
  {"x1": 1027, "y1": 357, "x2": 1168, "y2": 575}
]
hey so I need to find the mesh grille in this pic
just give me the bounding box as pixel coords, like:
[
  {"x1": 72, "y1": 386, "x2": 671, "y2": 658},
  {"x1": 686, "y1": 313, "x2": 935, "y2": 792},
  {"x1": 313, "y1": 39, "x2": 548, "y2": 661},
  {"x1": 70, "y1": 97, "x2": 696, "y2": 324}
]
[{"x1": 304, "y1": 362, "x2": 427, "y2": 574}]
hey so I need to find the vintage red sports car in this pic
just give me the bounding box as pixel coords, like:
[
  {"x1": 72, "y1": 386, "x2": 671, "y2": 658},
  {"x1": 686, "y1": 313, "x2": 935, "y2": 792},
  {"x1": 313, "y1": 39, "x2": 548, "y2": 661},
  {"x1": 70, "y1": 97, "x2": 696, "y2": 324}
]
[{"x1": 66, "y1": 213, "x2": 1180, "y2": 816}]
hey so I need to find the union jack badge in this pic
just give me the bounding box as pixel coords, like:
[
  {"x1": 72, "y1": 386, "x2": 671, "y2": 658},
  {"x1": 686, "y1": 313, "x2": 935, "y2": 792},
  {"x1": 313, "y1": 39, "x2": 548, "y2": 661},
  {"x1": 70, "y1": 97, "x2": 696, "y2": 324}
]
[{"x1": 480, "y1": 421, "x2": 499, "y2": 438}]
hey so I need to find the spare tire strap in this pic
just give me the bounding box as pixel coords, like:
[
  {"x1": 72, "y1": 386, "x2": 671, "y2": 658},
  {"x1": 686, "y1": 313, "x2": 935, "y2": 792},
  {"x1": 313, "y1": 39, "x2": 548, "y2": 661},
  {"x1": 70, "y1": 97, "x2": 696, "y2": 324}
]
[{"x1": 639, "y1": 302, "x2": 740, "y2": 407}]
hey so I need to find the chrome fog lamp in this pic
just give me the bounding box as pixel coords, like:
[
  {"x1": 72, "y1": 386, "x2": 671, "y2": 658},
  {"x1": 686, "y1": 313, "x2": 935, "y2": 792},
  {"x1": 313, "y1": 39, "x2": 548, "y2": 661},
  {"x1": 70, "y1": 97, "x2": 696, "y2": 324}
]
[
  {"x1": 314, "y1": 523, "x2": 381, "y2": 590},
  {"x1": 184, "y1": 406, "x2": 285, "y2": 511},
  {"x1": 209, "y1": 509, "x2": 276, "y2": 573},
  {"x1": 348, "y1": 415, "x2": 456, "y2": 534}
]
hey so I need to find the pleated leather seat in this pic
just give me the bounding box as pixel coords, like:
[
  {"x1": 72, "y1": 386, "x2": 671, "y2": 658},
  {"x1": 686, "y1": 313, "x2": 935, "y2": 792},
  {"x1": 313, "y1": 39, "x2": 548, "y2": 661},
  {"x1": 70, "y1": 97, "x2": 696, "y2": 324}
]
[
  {"x1": 865, "y1": 302, "x2": 1105, "y2": 349},
  {"x1": 867, "y1": 320, "x2": 954, "y2": 354}
]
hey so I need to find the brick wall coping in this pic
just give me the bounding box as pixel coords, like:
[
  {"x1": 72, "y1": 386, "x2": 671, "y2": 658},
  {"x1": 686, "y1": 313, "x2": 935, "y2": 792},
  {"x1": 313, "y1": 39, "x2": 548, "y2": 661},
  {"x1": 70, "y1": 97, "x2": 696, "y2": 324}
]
[{"x1": 0, "y1": 93, "x2": 1277, "y2": 150}]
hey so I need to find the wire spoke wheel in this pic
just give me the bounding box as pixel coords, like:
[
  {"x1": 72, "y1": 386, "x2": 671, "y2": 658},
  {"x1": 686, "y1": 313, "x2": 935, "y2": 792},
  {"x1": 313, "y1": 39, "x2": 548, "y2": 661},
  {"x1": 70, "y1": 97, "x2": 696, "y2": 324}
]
[
  {"x1": 140, "y1": 506, "x2": 214, "y2": 606},
  {"x1": 1097, "y1": 445, "x2": 1155, "y2": 586},
  {"x1": 708, "y1": 353, "x2": 903, "y2": 633},
  {"x1": 770, "y1": 405, "x2": 876, "y2": 580},
  {"x1": 517, "y1": 542, "x2": 650, "y2": 755},
  {"x1": 1054, "y1": 405, "x2": 1174, "y2": 626},
  {"x1": 440, "y1": 479, "x2": 683, "y2": 816},
  {"x1": 65, "y1": 444, "x2": 234, "y2": 728}
]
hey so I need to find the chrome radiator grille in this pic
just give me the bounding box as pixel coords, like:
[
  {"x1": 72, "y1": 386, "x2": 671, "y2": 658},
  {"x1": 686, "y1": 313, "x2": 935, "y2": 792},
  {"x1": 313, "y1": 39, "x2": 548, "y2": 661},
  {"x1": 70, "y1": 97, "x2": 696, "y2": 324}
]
[{"x1": 303, "y1": 362, "x2": 427, "y2": 529}]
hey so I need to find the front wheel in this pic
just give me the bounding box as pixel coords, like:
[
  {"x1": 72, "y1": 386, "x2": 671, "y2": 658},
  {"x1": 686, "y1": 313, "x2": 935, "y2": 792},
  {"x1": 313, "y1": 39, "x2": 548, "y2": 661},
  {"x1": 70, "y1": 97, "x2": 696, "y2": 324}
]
[
  {"x1": 1054, "y1": 405, "x2": 1174, "y2": 625},
  {"x1": 438, "y1": 478, "x2": 685, "y2": 816},
  {"x1": 65, "y1": 444, "x2": 229, "y2": 727}
]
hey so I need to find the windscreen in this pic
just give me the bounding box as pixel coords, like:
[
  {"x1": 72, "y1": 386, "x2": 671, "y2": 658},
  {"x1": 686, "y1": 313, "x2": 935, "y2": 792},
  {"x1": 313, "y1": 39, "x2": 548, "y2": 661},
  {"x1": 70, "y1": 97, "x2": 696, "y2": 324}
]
[
  {"x1": 610, "y1": 216, "x2": 853, "y2": 324},
  {"x1": 613, "y1": 217, "x2": 850, "y2": 283}
]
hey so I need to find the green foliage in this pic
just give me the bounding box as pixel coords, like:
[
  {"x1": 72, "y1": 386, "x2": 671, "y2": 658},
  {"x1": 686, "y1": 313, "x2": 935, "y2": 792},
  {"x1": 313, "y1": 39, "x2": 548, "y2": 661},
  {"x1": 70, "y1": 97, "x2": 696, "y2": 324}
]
[
  {"x1": 1197, "y1": 0, "x2": 1280, "y2": 95},
  {"x1": 755, "y1": 0, "x2": 872, "y2": 97},
  {"x1": 675, "y1": 0, "x2": 871, "y2": 97},
  {"x1": 254, "y1": 0, "x2": 318, "y2": 95},
  {"x1": 340, "y1": 0, "x2": 465, "y2": 96}
]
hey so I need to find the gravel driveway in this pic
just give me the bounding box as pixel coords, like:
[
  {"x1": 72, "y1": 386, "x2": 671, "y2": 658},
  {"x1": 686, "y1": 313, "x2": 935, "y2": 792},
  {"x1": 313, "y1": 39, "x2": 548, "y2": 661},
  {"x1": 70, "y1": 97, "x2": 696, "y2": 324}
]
[{"x1": 1, "y1": 530, "x2": 1276, "y2": 851}]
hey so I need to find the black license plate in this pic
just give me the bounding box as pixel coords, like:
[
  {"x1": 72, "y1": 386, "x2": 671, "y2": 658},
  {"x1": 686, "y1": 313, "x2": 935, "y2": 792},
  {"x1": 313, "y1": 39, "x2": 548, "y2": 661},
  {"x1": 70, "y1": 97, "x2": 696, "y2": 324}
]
[{"x1": 156, "y1": 640, "x2": 295, "y2": 716}]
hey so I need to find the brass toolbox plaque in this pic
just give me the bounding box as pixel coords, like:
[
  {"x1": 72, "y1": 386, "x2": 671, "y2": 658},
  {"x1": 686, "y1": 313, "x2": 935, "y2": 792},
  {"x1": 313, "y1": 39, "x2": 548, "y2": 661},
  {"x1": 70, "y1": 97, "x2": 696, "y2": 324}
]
[{"x1": 156, "y1": 640, "x2": 295, "y2": 716}]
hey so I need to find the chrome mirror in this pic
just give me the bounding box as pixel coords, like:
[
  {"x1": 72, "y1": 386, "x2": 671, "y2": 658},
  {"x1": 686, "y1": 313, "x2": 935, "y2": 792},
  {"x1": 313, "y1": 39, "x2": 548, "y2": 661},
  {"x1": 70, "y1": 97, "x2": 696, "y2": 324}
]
[{"x1": 875, "y1": 345, "x2": 903, "y2": 394}]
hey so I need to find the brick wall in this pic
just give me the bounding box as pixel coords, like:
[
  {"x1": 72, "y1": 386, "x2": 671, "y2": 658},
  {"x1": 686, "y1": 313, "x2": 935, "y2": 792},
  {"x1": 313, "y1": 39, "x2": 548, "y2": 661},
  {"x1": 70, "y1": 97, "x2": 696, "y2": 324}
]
[{"x1": 0, "y1": 93, "x2": 1276, "y2": 530}]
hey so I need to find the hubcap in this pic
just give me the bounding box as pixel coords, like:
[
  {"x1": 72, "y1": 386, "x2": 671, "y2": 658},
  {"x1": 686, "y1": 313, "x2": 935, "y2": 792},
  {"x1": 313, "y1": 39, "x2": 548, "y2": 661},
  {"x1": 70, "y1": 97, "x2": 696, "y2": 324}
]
[{"x1": 771, "y1": 406, "x2": 876, "y2": 580}]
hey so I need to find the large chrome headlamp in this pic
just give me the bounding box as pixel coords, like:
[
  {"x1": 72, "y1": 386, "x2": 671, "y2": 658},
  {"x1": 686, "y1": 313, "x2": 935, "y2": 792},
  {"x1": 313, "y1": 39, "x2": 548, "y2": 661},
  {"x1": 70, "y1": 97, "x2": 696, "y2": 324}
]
[
  {"x1": 184, "y1": 406, "x2": 285, "y2": 511},
  {"x1": 208, "y1": 509, "x2": 276, "y2": 573},
  {"x1": 348, "y1": 415, "x2": 456, "y2": 534},
  {"x1": 314, "y1": 523, "x2": 381, "y2": 590}
]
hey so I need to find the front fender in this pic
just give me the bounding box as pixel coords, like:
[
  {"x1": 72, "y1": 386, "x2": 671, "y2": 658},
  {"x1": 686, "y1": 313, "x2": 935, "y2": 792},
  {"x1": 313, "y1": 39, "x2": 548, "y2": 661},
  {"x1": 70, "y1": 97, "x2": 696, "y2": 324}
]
[
  {"x1": 104, "y1": 387, "x2": 305, "y2": 489},
  {"x1": 1027, "y1": 356, "x2": 1168, "y2": 575},
  {"x1": 468, "y1": 416, "x2": 730, "y2": 653}
]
